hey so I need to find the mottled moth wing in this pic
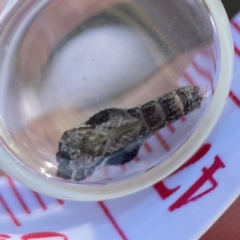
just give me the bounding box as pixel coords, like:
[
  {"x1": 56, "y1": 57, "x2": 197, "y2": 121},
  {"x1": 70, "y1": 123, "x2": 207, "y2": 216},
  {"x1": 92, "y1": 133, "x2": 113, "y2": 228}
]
[
  {"x1": 57, "y1": 108, "x2": 143, "y2": 181},
  {"x1": 86, "y1": 108, "x2": 132, "y2": 126},
  {"x1": 101, "y1": 120, "x2": 143, "y2": 166},
  {"x1": 86, "y1": 108, "x2": 145, "y2": 165}
]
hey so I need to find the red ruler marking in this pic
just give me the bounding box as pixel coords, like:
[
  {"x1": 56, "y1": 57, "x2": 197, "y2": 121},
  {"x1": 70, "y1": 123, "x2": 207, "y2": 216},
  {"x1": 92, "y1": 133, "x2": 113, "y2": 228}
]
[
  {"x1": 103, "y1": 167, "x2": 113, "y2": 180},
  {"x1": 173, "y1": 143, "x2": 211, "y2": 174},
  {"x1": 192, "y1": 60, "x2": 213, "y2": 81},
  {"x1": 200, "y1": 48, "x2": 215, "y2": 63},
  {"x1": 120, "y1": 164, "x2": 127, "y2": 172},
  {"x1": 199, "y1": 48, "x2": 210, "y2": 55},
  {"x1": 22, "y1": 232, "x2": 68, "y2": 240},
  {"x1": 98, "y1": 202, "x2": 128, "y2": 240},
  {"x1": 167, "y1": 124, "x2": 175, "y2": 133},
  {"x1": 232, "y1": 21, "x2": 240, "y2": 33},
  {"x1": 181, "y1": 116, "x2": 186, "y2": 122},
  {"x1": 143, "y1": 142, "x2": 153, "y2": 153},
  {"x1": 192, "y1": 61, "x2": 214, "y2": 93},
  {"x1": 57, "y1": 199, "x2": 64, "y2": 205},
  {"x1": 134, "y1": 156, "x2": 140, "y2": 162},
  {"x1": 32, "y1": 191, "x2": 47, "y2": 210},
  {"x1": 154, "y1": 181, "x2": 180, "y2": 200},
  {"x1": 0, "y1": 196, "x2": 21, "y2": 226},
  {"x1": 229, "y1": 90, "x2": 240, "y2": 107},
  {"x1": 183, "y1": 72, "x2": 195, "y2": 85},
  {"x1": 208, "y1": 49, "x2": 216, "y2": 71},
  {"x1": 6, "y1": 176, "x2": 31, "y2": 214},
  {"x1": 234, "y1": 45, "x2": 240, "y2": 58},
  {"x1": 155, "y1": 132, "x2": 170, "y2": 151},
  {"x1": 0, "y1": 234, "x2": 11, "y2": 239}
]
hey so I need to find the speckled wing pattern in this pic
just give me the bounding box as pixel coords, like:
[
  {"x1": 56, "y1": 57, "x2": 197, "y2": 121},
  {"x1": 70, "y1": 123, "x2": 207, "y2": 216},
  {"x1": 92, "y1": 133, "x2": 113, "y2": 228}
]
[
  {"x1": 56, "y1": 85, "x2": 203, "y2": 181},
  {"x1": 56, "y1": 109, "x2": 144, "y2": 181}
]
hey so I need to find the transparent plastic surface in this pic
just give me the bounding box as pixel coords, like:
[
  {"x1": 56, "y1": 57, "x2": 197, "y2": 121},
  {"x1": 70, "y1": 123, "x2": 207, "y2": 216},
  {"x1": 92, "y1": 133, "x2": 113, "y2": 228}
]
[{"x1": 0, "y1": 0, "x2": 219, "y2": 185}]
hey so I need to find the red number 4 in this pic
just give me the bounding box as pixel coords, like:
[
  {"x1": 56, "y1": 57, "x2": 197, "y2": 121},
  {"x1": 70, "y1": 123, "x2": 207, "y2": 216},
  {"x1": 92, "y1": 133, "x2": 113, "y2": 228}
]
[{"x1": 154, "y1": 143, "x2": 225, "y2": 211}]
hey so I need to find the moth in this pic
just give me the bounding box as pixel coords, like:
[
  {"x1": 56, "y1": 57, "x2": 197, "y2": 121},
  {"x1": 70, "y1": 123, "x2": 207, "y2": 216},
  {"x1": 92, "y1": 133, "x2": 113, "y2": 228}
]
[{"x1": 56, "y1": 85, "x2": 203, "y2": 181}]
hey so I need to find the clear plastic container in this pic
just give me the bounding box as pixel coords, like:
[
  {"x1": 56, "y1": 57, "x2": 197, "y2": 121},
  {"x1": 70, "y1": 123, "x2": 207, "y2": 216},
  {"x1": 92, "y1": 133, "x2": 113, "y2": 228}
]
[{"x1": 0, "y1": 0, "x2": 233, "y2": 200}]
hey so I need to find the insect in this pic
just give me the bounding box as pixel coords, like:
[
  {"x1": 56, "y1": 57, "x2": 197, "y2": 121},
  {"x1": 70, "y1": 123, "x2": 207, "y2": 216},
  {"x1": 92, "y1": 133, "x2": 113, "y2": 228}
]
[{"x1": 56, "y1": 85, "x2": 203, "y2": 181}]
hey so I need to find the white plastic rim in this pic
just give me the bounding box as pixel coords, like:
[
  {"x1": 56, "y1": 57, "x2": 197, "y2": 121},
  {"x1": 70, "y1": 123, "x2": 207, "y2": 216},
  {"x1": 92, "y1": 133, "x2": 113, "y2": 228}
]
[{"x1": 0, "y1": 0, "x2": 234, "y2": 201}]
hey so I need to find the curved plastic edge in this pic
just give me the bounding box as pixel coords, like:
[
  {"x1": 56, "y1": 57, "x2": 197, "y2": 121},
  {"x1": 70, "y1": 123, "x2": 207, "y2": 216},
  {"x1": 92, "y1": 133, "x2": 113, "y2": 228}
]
[
  {"x1": 0, "y1": 0, "x2": 234, "y2": 201},
  {"x1": 193, "y1": 3, "x2": 236, "y2": 239}
]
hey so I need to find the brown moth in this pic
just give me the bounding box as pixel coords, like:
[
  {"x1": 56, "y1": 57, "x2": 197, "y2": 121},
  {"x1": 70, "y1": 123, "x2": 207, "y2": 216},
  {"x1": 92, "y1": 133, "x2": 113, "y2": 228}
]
[{"x1": 56, "y1": 85, "x2": 203, "y2": 181}]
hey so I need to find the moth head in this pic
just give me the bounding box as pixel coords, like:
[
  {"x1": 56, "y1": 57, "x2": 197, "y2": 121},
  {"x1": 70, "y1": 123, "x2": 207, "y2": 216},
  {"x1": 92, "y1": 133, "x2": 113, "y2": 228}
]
[{"x1": 56, "y1": 150, "x2": 96, "y2": 181}]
